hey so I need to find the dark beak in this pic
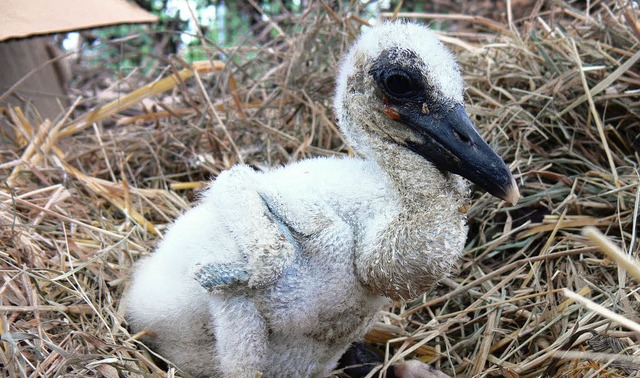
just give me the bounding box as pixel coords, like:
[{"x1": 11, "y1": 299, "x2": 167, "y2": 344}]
[{"x1": 400, "y1": 103, "x2": 520, "y2": 205}]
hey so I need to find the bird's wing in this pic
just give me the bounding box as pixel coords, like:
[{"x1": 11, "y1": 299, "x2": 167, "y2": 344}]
[
  {"x1": 196, "y1": 195, "x2": 309, "y2": 294},
  {"x1": 194, "y1": 261, "x2": 251, "y2": 292},
  {"x1": 193, "y1": 166, "x2": 302, "y2": 293}
]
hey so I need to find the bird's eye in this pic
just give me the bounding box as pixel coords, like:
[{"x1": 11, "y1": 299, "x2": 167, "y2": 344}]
[{"x1": 383, "y1": 71, "x2": 419, "y2": 98}]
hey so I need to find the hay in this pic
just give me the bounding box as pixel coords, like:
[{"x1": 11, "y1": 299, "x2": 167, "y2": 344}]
[{"x1": 1, "y1": 1, "x2": 639, "y2": 377}]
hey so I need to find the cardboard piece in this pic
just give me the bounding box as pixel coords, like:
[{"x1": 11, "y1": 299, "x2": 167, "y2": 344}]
[
  {"x1": 0, "y1": 0, "x2": 157, "y2": 121},
  {"x1": 0, "y1": 36, "x2": 68, "y2": 120},
  {"x1": 0, "y1": 0, "x2": 158, "y2": 42}
]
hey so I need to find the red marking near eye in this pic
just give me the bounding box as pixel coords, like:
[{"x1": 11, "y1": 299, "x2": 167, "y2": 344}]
[{"x1": 383, "y1": 103, "x2": 401, "y2": 120}]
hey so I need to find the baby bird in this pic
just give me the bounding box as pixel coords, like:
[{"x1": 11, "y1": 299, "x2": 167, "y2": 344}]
[{"x1": 125, "y1": 21, "x2": 519, "y2": 378}]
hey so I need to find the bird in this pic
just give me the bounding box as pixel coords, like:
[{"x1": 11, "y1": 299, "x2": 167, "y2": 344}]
[{"x1": 125, "y1": 21, "x2": 519, "y2": 378}]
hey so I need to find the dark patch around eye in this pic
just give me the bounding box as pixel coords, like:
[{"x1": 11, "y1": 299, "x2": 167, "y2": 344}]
[
  {"x1": 384, "y1": 71, "x2": 420, "y2": 98},
  {"x1": 369, "y1": 48, "x2": 427, "y2": 102}
]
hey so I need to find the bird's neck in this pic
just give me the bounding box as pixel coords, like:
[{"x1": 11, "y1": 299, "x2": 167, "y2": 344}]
[
  {"x1": 375, "y1": 143, "x2": 454, "y2": 201},
  {"x1": 354, "y1": 139, "x2": 470, "y2": 300}
]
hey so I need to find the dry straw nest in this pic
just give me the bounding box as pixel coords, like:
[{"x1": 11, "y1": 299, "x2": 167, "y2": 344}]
[{"x1": 1, "y1": 1, "x2": 639, "y2": 377}]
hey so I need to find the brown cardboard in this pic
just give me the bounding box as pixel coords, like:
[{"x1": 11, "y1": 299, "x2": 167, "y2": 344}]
[
  {"x1": 0, "y1": 0, "x2": 157, "y2": 120},
  {"x1": 0, "y1": 36, "x2": 68, "y2": 119},
  {"x1": 0, "y1": 0, "x2": 158, "y2": 41}
]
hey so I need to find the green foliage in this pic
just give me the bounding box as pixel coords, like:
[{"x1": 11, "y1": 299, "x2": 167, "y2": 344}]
[{"x1": 73, "y1": 1, "x2": 387, "y2": 73}]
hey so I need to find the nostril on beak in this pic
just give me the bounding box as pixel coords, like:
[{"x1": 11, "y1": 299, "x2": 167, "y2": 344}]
[{"x1": 454, "y1": 130, "x2": 471, "y2": 145}]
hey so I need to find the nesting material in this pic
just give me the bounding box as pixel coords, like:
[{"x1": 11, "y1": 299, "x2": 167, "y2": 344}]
[{"x1": 1, "y1": 1, "x2": 639, "y2": 377}]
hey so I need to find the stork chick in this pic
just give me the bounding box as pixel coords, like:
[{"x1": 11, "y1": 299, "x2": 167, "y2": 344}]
[{"x1": 126, "y1": 21, "x2": 519, "y2": 378}]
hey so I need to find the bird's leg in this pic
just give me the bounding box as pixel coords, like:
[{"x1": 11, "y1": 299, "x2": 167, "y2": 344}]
[{"x1": 210, "y1": 296, "x2": 268, "y2": 377}]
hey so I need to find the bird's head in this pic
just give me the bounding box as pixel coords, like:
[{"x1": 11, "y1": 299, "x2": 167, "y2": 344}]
[{"x1": 335, "y1": 22, "x2": 519, "y2": 205}]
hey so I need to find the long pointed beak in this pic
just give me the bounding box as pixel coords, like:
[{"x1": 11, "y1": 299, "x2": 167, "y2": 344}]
[{"x1": 400, "y1": 103, "x2": 520, "y2": 205}]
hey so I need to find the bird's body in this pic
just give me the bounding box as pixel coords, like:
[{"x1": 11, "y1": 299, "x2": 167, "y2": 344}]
[
  {"x1": 126, "y1": 22, "x2": 518, "y2": 377},
  {"x1": 127, "y1": 155, "x2": 467, "y2": 376}
]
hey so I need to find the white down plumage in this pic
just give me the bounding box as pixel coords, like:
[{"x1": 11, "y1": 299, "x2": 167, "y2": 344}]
[{"x1": 125, "y1": 21, "x2": 519, "y2": 378}]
